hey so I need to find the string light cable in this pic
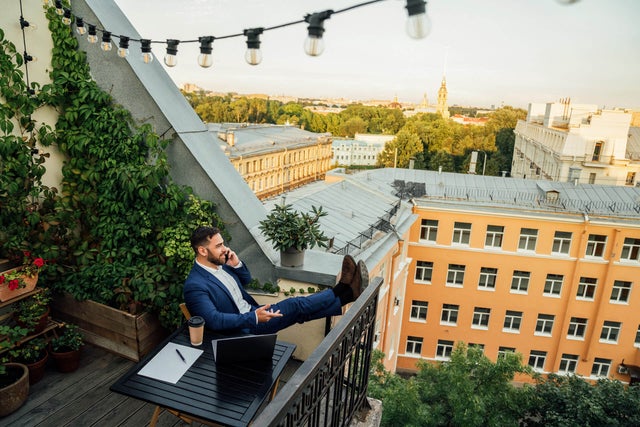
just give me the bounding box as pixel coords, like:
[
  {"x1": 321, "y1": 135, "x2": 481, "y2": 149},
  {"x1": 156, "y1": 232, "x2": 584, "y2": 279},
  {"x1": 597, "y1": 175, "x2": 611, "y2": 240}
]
[{"x1": 47, "y1": 0, "x2": 431, "y2": 68}]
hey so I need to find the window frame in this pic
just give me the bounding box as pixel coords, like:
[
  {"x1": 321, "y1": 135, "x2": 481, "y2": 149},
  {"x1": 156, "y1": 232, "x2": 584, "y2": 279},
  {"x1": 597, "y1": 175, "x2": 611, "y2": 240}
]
[
  {"x1": 485, "y1": 225, "x2": 504, "y2": 249},
  {"x1": 552, "y1": 231, "x2": 572, "y2": 255},
  {"x1": 610, "y1": 280, "x2": 632, "y2": 304},
  {"x1": 405, "y1": 336, "x2": 423, "y2": 355},
  {"x1": 535, "y1": 314, "x2": 555, "y2": 336},
  {"x1": 585, "y1": 234, "x2": 607, "y2": 258},
  {"x1": 621, "y1": 237, "x2": 640, "y2": 262},
  {"x1": 410, "y1": 300, "x2": 428, "y2": 322},
  {"x1": 558, "y1": 354, "x2": 579, "y2": 374},
  {"x1": 567, "y1": 317, "x2": 588, "y2": 340},
  {"x1": 591, "y1": 358, "x2": 611, "y2": 378},
  {"x1": 440, "y1": 303, "x2": 459, "y2": 325},
  {"x1": 503, "y1": 310, "x2": 523, "y2": 333},
  {"x1": 420, "y1": 219, "x2": 438, "y2": 242},
  {"x1": 435, "y1": 339, "x2": 454, "y2": 360},
  {"x1": 599, "y1": 320, "x2": 621, "y2": 344},
  {"x1": 510, "y1": 270, "x2": 530, "y2": 294},
  {"x1": 452, "y1": 222, "x2": 472, "y2": 245},
  {"x1": 543, "y1": 274, "x2": 564, "y2": 297},
  {"x1": 472, "y1": 307, "x2": 491, "y2": 329},
  {"x1": 518, "y1": 228, "x2": 538, "y2": 251},
  {"x1": 478, "y1": 267, "x2": 498, "y2": 290},
  {"x1": 446, "y1": 264, "x2": 465, "y2": 288},
  {"x1": 528, "y1": 350, "x2": 547, "y2": 371},
  {"x1": 576, "y1": 277, "x2": 597, "y2": 300},
  {"x1": 414, "y1": 260, "x2": 434, "y2": 284}
]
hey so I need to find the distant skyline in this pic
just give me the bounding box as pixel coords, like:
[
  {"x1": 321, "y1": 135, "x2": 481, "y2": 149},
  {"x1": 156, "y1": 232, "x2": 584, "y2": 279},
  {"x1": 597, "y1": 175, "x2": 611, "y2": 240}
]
[{"x1": 114, "y1": 0, "x2": 640, "y2": 110}]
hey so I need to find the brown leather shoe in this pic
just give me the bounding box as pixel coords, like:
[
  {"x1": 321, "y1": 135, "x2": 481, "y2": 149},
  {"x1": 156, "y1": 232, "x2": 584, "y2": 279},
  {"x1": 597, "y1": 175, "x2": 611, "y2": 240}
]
[
  {"x1": 339, "y1": 255, "x2": 357, "y2": 285},
  {"x1": 357, "y1": 260, "x2": 369, "y2": 291}
]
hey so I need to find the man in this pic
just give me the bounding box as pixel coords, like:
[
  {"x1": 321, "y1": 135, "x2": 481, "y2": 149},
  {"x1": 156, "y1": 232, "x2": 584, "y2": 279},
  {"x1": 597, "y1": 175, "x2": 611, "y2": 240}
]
[{"x1": 184, "y1": 226, "x2": 368, "y2": 334}]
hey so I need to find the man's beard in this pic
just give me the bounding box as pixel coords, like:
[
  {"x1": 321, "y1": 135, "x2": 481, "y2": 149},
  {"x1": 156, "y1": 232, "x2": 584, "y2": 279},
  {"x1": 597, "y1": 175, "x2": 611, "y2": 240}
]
[{"x1": 206, "y1": 248, "x2": 224, "y2": 266}]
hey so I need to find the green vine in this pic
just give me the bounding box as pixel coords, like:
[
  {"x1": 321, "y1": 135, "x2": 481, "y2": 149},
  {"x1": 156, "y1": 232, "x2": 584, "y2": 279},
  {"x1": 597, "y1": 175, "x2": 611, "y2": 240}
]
[{"x1": 0, "y1": 4, "x2": 228, "y2": 329}]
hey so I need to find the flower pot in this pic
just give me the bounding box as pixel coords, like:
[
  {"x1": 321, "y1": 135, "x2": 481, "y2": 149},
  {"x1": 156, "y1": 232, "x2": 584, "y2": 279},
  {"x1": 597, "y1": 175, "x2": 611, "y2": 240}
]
[
  {"x1": 15, "y1": 307, "x2": 50, "y2": 334},
  {"x1": 51, "y1": 347, "x2": 82, "y2": 373},
  {"x1": 280, "y1": 247, "x2": 305, "y2": 267},
  {"x1": 25, "y1": 351, "x2": 49, "y2": 385},
  {"x1": 0, "y1": 363, "x2": 29, "y2": 417},
  {"x1": 0, "y1": 269, "x2": 38, "y2": 302}
]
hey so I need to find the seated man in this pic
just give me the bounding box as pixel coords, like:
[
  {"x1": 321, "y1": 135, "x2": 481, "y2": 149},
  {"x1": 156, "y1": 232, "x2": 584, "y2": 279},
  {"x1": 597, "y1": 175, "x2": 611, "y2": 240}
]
[{"x1": 184, "y1": 226, "x2": 368, "y2": 334}]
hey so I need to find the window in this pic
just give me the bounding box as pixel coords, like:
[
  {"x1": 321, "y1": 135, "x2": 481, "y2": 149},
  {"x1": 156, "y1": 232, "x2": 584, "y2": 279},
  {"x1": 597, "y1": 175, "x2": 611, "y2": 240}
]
[
  {"x1": 552, "y1": 231, "x2": 572, "y2": 255},
  {"x1": 528, "y1": 350, "x2": 547, "y2": 371},
  {"x1": 543, "y1": 274, "x2": 564, "y2": 297},
  {"x1": 535, "y1": 314, "x2": 555, "y2": 336},
  {"x1": 599, "y1": 321, "x2": 621, "y2": 343},
  {"x1": 478, "y1": 267, "x2": 497, "y2": 290},
  {"x1": 518, "y1": 228, "x2": 538, "y2": 251},
  {"x1": 406, "y1": 336, "x2": 423, "y2": 355},
  {"x1": 591, "y1": 358, "x2": 611, "y2": 378},
  {"x1": 420, "y1": 219, "x2": 438, "y2": 242},
  {"x1": 576, "y1": 277, "x2": 597, "y2": 300},
  {"x1": 592, "y1": 141, "x2": 603, "y2": 162},
  {"x1": 621, "y1": 237, "x2": 640, "y2": 261},
  {"x1": 567, "y1": 317, "x2": 588, "y2": 339},
  {"x1": 558, "y1": 354, "x2": 579, "y2": 374},
  {"x1": 503, "y1": 310, "x2": 523, "y2": 333},
  {"x1": 446, "y1": 264, "x2": 465, "y2": 287},
  {"x1": 626, "y1": 172, "x2": 636, "y2": 186},
  {"x1": 415, "y1": 261, "x2": 433, "y2": 283},
  {"x1": 468, "y1": 343, "x2": 485, "y2": 352},
  {"x1": 436, "y1": 340, "x2": 454, "y2": 359},
  {"x1": 589, "y1": 173, "x2": 596, "y2": 184},
  {"x1": 472, "y1": 307, "x2": 491, "y2": 329},
  {"x1": 635, "y1": 325, "x2": 640, "y2": 348},
  {"x1": 498, "y1": 347, "x2": 516, "y2": 359},
  {"x1": 410, "y1": 301, "x2": 428, "y2": 322},
  {"x1": 585, "y1": 234, "x2": 607, "y2": 257},
  {"x1": 610, "y1": 280, "x2": 632, "y2": 303},
  {"x1": 485, "y1": 225, "x2": 504, "y2": 248},
  {"x1": 441, "y1": 304, "x2": 459, "y2": 325},
  {"x1": 510, "y1": 271, "x2": 530, "y2": 293},
  {"x1": 452, "y1": 222, "x2": 471, "y2": 245}
]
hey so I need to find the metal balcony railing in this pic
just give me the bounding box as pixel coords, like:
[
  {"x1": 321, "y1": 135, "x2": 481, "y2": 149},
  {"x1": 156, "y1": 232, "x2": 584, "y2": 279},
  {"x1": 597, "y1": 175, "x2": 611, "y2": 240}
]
[{"x1": 253, "y1": 276, "x2": 382, "y2": 426}]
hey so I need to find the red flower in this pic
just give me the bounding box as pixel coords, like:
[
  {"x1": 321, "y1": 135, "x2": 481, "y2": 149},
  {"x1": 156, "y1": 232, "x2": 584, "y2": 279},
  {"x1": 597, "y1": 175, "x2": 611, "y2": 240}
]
[
  {"x1": 33, "y1": 258, "x2": 44, "y2": 268},
  {"x1": 8, "y1": 279, "x2": 20, "y2": 291},
  {"x1": 0, "y1": 275, "x2": 5, "y2": 285}
]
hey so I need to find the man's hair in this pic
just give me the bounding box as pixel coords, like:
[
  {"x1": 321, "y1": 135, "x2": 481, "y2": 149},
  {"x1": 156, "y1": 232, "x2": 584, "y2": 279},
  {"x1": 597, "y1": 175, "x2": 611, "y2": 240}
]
[{"x1": 190, "y1": 226, "x2": 221, "y2": 254}]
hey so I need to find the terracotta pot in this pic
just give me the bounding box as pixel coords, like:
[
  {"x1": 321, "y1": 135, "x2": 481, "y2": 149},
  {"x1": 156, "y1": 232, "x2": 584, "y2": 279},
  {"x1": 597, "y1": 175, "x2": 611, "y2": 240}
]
[
  {"x1": 0, "y1": 270, "x2": 38, "y2": 302},
  {"x1": 25, "y1": 351, "x2": 49, "y2": 385},
  {"x1": 15, "y1": 307, "x2": 50, "y2": 334},
  {"x1": 0, "y1": 363, "x2": 29, "y2": 416},
  {"x1": 51, "y1": 347, "x2": 82, "y2": 373}
]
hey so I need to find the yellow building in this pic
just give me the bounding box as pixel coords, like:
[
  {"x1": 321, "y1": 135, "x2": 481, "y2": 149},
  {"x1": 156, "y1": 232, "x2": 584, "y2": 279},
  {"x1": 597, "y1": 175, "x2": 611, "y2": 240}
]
[
  {"x1": 210, "y1": 124, "x2": 333, "y2": 200},
  {"x1": 394, "y1": 172, "x2": 640, "y2": 384}
]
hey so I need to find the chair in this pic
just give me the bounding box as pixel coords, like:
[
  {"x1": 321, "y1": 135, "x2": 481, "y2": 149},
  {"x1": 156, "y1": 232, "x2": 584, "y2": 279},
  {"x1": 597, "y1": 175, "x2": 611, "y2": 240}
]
[{"x1": 179, "y1": 302, "x2": 191, "y2": 320}]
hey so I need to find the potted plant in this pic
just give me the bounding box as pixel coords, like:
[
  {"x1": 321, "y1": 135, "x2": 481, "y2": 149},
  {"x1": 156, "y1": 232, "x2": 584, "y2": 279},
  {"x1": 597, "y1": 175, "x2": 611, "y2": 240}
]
[
  {"x1": 0, "y1": 325, "x2": 30, "y2": 416},
  {"x1": 0, "y1": 251, "x2": 45, "y2": 302},
  {"x1": 14, "y1": 288, "x2": 52, "y2": 334},
  {"x1": 50, "y1": 323, "x2": 84, "y2": 373},
  {"x1": 258, "y1": 203, "x2": 329, "y2": 267},
  {"x1": 9, "y1": 337, "x2": 49, "y2": 385}
]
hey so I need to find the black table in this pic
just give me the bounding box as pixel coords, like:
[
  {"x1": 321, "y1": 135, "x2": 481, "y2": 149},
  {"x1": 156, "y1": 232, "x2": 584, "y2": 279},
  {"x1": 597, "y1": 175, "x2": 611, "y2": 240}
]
[{"x1": 110, "y1": 324, "x2": 296, "y2": 427}]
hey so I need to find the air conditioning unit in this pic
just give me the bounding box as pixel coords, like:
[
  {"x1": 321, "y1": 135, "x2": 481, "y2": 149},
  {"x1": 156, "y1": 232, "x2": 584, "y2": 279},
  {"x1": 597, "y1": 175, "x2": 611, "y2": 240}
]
[{"x1": 617, "y1": 365, "x2": 629, "y2": 375}]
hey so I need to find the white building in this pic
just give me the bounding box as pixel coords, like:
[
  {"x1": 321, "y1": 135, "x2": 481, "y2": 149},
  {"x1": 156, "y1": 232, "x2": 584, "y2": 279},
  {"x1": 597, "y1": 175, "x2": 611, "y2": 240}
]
[
  {"x1": 331, "y1": 133, "x2": 395, "y2": 166},
  {"x1": 512, "y1": 100, "x2": 640, "y2": 186}
]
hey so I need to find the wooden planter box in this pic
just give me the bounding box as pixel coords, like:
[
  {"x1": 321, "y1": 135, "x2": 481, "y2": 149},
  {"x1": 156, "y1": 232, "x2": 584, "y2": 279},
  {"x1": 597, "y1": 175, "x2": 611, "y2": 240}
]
[{"x1": 51, "y1": 293, "x2": 168, "y2": 361}]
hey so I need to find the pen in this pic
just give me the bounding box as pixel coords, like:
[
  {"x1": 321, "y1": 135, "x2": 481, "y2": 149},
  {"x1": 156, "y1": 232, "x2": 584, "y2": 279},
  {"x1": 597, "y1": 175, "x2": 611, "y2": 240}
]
[{"x1": 176, "y1": 348, "x2": 186, "y2": 363}]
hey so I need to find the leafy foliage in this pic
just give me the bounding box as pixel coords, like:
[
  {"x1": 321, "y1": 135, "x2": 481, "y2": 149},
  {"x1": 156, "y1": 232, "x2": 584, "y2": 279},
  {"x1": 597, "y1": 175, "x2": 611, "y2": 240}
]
[
  {"x1": 50, "y1": 324, "x2": 84, "y2": 352},
  {"x1": 258, "y1": 204, "x2": 328, "y2": 252}
]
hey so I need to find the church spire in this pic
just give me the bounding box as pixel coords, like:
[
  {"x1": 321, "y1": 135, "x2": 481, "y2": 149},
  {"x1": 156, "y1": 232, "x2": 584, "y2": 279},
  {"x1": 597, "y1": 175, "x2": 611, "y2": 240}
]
[{"x1": 436, "y1": 75, "x2": 449, "y2": 119}]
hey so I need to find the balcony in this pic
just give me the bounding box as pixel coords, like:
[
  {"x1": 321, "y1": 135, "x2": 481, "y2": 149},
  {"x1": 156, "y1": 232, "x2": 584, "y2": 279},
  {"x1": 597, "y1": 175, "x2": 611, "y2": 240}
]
[{"x1": 2, "y1": 278, "x2": 382, "y2": 426}]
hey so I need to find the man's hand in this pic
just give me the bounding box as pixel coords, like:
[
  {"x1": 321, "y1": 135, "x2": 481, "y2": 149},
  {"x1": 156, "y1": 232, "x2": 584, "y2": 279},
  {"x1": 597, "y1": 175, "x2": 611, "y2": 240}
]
[
  {"x1": 255, "y1": 304, "x2": 283, "y2": 323},
  {"x1": 225, "y1": 249, "x2": 240, "y2": 267}
]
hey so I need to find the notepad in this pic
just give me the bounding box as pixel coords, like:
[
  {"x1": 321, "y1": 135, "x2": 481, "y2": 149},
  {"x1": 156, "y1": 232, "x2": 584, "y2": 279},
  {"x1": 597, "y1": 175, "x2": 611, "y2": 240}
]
[{"x1": 138, "y1": 342, "x2": 203, "y2": 384}]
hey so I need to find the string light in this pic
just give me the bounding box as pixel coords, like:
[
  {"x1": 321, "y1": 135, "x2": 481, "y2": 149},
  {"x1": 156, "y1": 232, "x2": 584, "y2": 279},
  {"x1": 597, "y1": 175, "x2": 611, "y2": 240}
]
[
  {"x1": 304, "y1": 10, "x2": 333, "y2": 57},
  {"x1": 140, "y1": 39, "x2": 154, "y2": 63},
  {"x1": 405, "y1": 0, "x2": 431, "y2": 39},
  {"x1": 45, "y1": 0, "x2": 579, "y2": 67},
  {"x1": 19, "y1": 16, "x2": 37, "y2": 31},
  {"x1": 23, "y1": 51, "x2": 36, "y2": 63},
  {"x1": 117, "y1": 35, "x2": 129, "y2": 58},
  {"x1": 100, "y1": 31, "x2": 112, "y2": 52},
  {"x1": 197, "y1": 36, "x2": 214, "y2": 68},
  {"x1": 164, "y1": 39, "x2": 179, "y2": 67},
  {"x1": 75, "y1": 17, "x2": 86, "y2": 36},
  {"x1": 243, "y1": 28, "x2": 263, "y2": 66},
  {"x1": 87, "y1": 24, "x2": 98, "y2": 44}
]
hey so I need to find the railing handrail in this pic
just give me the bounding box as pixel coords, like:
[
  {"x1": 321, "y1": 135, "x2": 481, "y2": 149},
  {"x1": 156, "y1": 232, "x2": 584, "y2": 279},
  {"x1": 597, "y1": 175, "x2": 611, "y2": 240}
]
[{"x1": 254, "y1": 276, "x2": 382, "y2": 426}]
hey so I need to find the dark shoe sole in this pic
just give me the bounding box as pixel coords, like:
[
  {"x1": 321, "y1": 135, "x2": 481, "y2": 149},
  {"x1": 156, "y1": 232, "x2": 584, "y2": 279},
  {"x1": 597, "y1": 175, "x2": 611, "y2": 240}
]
[{"x1": 340, "y1": 255, "x2": 357, "y2": 284}]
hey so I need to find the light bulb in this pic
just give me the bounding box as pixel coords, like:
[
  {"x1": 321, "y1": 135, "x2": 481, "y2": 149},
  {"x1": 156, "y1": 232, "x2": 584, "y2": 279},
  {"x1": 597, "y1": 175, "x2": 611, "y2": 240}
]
[
  {"x1": 54, "y1": 0, "x2": 64, "y2": 15},
  {"x1": 405, "y1": 0, "x2": 431, "y2": 39},
  {"x1": 75, "y1": 17, "x2": 86, "y2": 35},
  {"x1": 62, "y1": 8, "x2": 72, "y2": 25},
  {"x1": 304, "y1": 36, "x2": 324, "y2": 57},
  {"x1": 243, "y1": 28, "x2": 263, "y2": 66},
  {"x1": 87, "y1": 25, "x2": 98, "y2": 44},
  {"x1": 164, "y1": 39, "x2": 179, "y2": 67},
  {"x1": 140, "y1": 39, "x2": 154, "y2": 64},
  {"x1": 197, "y1": 36, "x2": 214, "y2": 68},
  {"x1": 244, "y1": 48, "x2": 262, "y2": 66},
  {"x1": 19, "y1": 17, "x2": 37, "y2": 31},
  {"x1": 23, "y1": 52, "x2": 37, "y2": 63},
  {"x1": 117, "y1": 36, "x2": 129, "y2": 58},
  {"x1": 101, "y1": 31, "x2": 112, "y2": 52},
  {"x1": 304, "y1": 10, "x2": 332, "y2": 57}
]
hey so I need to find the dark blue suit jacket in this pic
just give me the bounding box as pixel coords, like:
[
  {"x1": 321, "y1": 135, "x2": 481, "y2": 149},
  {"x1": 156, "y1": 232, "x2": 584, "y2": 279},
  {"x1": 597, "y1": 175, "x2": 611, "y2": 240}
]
[{"x1": 183, "y1": 262, "x2": 259, "y2": 333}]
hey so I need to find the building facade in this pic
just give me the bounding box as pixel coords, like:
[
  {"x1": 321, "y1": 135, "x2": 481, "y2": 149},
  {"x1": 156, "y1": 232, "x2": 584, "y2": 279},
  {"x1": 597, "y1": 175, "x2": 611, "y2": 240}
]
[
  {"x1": 210, "y1": 124, "x2": 333, "y2": 200},
  {"x1": 331, "y1": 133, "x2": 395, "y2": 167},
  {"x1": 512, "y1": 100, "x2": 640, "y2": 186}
]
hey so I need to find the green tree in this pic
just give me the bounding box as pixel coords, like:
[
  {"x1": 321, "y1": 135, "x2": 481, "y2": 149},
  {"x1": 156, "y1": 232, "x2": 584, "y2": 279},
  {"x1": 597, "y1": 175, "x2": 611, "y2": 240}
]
[
  {"x1": 428, "y1": 150, "x2": 455, "y2": 172},
  {"x1": 377, "y1": 130, "x2": 422, "y2": 168}
]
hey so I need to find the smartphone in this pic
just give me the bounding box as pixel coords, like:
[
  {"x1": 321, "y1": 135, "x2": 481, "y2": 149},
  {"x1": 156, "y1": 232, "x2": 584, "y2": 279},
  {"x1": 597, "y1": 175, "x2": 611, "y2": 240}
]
[{"x1": 225, "y1": 252, "x2": 229, "y2": 263}]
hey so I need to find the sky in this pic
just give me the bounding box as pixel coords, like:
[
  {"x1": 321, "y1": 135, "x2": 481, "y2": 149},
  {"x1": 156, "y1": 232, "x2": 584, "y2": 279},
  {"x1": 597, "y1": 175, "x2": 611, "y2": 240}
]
[{"x1": 113, "y1": 0, "x2": 640, "y2": 110}]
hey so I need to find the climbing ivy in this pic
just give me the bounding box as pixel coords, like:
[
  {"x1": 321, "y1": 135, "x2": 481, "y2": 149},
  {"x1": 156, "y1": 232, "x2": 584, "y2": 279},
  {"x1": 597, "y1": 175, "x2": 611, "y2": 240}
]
[{"x1": 0, "y1": 4, "x2": 227, "y2": 328}]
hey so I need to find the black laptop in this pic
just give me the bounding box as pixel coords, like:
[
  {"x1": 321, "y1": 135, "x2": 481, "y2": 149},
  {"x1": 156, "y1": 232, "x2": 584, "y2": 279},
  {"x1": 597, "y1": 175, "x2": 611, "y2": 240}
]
[{"x1": 211, "y1": 333, "x2": 277, "y2": 364}]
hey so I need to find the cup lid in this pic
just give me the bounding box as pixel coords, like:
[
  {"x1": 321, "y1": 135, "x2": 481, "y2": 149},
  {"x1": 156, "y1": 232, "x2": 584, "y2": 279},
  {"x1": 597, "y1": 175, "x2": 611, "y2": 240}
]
[{"x1": 188, "y1": 315, "x2": 205, "y2": 326}]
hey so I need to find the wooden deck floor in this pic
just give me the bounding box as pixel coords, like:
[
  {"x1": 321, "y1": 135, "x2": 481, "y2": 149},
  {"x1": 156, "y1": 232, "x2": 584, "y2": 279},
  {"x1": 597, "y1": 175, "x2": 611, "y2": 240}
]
[{"x1": 2, "y1": 344, "x2": 301, "y2": 426}]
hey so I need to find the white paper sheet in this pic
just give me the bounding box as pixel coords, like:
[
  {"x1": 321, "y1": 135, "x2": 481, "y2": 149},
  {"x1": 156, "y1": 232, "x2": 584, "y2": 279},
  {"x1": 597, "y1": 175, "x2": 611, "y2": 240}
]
[{"x1": 137, "y1": 342, "x2": 203, "y2": 384}]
